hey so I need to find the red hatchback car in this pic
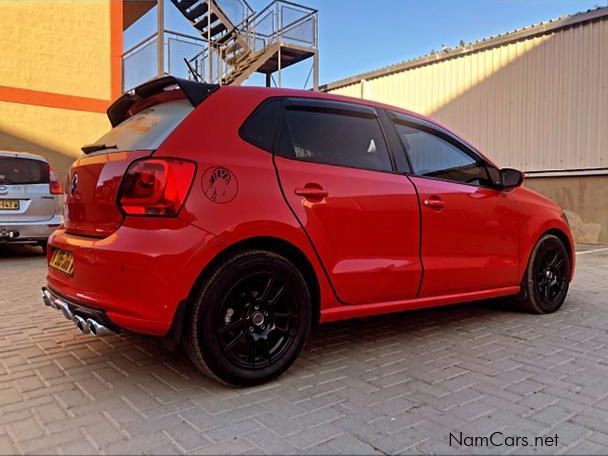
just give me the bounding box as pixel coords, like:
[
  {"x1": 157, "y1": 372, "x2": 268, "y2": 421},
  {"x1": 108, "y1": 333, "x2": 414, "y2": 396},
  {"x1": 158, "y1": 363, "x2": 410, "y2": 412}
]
[{"x1": 43, "y1": 76, "x2": 574, "y2": 386}]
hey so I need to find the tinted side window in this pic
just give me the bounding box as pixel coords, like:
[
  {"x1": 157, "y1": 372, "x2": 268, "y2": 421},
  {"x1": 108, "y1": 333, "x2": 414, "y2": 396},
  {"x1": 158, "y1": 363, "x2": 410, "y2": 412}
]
[
  {"x1": 240, "y1": 99, "x2": 281, "y2": 152},
  {"x1": 394, "y1": 123, "x2": 491, "y2": 186},
  {"x1": 278, "y1": 107, "x2": 392, "y2": 172}
]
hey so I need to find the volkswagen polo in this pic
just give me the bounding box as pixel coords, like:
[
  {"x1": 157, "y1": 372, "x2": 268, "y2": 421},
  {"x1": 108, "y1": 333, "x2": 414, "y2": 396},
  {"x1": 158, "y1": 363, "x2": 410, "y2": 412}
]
[{"x1": 42, "y1": 76, "x2": 574, "y2": 386}]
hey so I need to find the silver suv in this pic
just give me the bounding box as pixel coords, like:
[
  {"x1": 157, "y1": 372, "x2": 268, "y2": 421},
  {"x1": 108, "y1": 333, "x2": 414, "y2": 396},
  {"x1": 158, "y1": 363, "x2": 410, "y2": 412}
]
[{"x1": 0, "y1": 151, "x2": 63, "y2": 250}]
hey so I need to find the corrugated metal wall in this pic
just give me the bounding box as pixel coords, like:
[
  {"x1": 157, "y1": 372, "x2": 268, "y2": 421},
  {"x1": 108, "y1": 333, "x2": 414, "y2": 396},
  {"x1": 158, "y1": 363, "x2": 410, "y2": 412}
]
[{"x1": 328, "y1": 18, "x2": 608, "y2": 173}]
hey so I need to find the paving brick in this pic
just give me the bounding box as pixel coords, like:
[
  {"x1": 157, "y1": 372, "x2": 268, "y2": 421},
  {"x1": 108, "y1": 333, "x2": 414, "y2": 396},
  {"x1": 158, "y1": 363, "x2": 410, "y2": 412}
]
[
  {"x1": 2, "y1": 246, "x2": 608, "y2": 454},
  {"x1": 243, "y1": 427, "x2": 298, "y2": 454},
  {"x1": 162, "y1": 423, "x2": 211, "y2": 452},
  {"x1": 7, "y1": 416, "x2": 45, "y2": 442},
  {"x1": 0, "y1": 435, "x2": 17, "y2": 455},
  {"x1": 187, "y1": 437, "x2": 253, "y2": 454}
]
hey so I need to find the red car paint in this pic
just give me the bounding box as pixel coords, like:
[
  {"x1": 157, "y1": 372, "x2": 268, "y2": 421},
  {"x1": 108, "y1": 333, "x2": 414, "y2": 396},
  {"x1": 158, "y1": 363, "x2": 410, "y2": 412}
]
[{"x1": 46, "y1": 82, "x2": 574, "y2": 336}]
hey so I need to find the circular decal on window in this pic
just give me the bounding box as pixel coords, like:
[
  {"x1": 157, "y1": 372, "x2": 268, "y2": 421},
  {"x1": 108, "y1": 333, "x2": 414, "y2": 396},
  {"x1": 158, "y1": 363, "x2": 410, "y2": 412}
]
[{"x1": 202, "y1": 167, "x2": 238, "y2": 203}]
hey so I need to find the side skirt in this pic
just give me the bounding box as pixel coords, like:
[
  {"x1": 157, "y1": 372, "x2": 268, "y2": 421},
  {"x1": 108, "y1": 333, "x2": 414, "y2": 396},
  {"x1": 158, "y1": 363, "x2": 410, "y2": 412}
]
[{"x1": 319, "y1": 286, "x2": 520, "y2": 323}]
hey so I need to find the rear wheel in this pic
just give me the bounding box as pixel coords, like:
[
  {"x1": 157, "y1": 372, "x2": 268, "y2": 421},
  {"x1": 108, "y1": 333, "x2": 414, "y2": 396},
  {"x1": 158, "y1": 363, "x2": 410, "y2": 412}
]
[
  {"x1": 184, "y1": 250, "x2": 311, "y2": 386},
  {"x1": 518, "y1": 234, "x2": 570, "y2": 314}
]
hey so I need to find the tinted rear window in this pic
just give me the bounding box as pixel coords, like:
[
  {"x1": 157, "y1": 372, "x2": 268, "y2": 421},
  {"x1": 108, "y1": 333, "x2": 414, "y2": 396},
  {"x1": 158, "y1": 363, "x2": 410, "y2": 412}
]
[
  {"x1": 0, "y1": 157, "x2": 49, "y2": 185},
  {"x1": 92, "y1": 99, "x2": 194, "y2": 153}
]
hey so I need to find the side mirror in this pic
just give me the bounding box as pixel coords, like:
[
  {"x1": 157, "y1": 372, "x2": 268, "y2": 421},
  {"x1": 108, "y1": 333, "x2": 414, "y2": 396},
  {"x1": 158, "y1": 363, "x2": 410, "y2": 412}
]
[{"x1": 500, "y1": 168, "x2": 524, "y2": 190}]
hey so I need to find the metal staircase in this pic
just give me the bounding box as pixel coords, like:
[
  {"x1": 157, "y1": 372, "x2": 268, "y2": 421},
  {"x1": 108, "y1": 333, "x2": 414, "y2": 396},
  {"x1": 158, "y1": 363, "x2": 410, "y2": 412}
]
[{"x1": 170, "y1": 0, "x2": 318, "y2": 88}]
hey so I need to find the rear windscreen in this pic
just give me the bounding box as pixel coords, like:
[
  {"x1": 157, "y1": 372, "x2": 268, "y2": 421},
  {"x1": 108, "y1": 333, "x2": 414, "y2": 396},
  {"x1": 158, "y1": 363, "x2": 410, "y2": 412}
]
[
  {"x1": 0, "y1": 157, "x2": 49, "y2": 185},
  {"x1": 93, "y1": 99, "x2": 194, "y2": 153}
]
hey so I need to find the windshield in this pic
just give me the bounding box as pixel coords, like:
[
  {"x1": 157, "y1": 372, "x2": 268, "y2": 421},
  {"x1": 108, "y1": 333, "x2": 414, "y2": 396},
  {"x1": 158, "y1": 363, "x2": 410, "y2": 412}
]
[
  {"x1": 0, "y1": 157, "x2": 49, "y2": 185},
  {"x1": 91, "y1": 99, "x2": 194, "y2": 153}
]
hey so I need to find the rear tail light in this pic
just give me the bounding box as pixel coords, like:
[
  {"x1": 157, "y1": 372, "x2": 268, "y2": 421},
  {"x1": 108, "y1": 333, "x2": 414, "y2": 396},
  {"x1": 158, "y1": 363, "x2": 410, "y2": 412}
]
[
  {"x1": 118, "y1": 158, "x2": 196, "y2": 216},
  {"x1": 49, "y1": 167, "x2": 63, "y2": 194}
]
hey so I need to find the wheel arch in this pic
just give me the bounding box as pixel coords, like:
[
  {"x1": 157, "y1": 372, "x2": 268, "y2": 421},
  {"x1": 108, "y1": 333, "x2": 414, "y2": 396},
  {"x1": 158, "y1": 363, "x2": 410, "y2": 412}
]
[
  {"x1": 521, "y1": 227, "x2": 575, "y2": 284},
  {"x1": 163, "y1": 235, "x2": 322, "y2": 350},
  {"x1": 190, "y1": 235, "x2": 320, "y2": 321},
  {"x1": 545, "y1": 228, "x2": 574, "y2": 270}
]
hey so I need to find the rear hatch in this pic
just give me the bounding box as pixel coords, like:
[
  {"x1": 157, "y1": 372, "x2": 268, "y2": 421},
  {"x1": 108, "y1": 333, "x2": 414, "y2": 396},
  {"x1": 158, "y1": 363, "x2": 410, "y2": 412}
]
[
  {"x1": 64, "y1": 76, "x2": 218, "y2": 238},
  {"x1": 0, "y1": 155, "x2": 58, "y2": 222}
]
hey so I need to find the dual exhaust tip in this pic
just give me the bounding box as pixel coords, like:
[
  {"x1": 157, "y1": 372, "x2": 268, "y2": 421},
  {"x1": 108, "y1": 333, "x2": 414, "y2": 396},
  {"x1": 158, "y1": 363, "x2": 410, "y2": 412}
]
[
  {"x1": 41, "y1": 288, "x2": 115, "y2": 337},
  {"x1": 73, "y1": 315, "x2": 114, "y2": 336}
]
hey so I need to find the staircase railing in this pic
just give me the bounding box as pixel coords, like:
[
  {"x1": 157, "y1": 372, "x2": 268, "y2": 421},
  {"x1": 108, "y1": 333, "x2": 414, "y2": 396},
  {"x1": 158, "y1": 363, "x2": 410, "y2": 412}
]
[
  {"x1": 122, "y1": 0, "x2": 318, "y2": 91},
  {"x1": 190, "y1": 0, "x2": 317, "y2": 84},
  {"x1": 214, "y1": 0, "x2": 255, "y2": 29},
  {"x1": 247, "y1": 0, "x2": 317, "y2": 50},
  {"x1": 122, "y1": 30, "x2": 206, "y2": 92}
]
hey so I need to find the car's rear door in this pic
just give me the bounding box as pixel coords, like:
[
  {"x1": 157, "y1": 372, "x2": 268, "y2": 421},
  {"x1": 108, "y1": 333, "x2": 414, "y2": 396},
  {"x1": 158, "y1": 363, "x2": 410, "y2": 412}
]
[
  {"x1": 387, "y1": 112, "x2": 520, "y2": 297},
  {"x1": 273, "y1": 98, "x2": 422, "y2": 305},
  {"x1": 0, "y1": 155, "x2": 58, "y2": 222}
]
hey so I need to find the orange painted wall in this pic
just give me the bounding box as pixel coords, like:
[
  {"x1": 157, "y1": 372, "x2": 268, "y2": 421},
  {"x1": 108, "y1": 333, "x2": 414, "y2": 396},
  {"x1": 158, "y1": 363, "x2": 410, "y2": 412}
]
[{"x1": 0, "y1": 0, "x2": 123, "y2": 180}]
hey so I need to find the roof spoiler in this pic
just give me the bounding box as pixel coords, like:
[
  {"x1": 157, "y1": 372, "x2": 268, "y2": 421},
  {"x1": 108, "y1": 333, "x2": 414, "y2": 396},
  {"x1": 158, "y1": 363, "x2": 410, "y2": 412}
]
[{"x1": 107, "y1": 76, "x2": 220, "y2": 127}]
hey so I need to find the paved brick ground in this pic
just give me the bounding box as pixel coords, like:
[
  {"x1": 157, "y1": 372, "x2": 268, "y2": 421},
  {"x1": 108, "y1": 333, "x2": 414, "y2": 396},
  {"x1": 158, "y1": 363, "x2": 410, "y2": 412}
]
[{"x1": 1, "y1": 244, "x2": 608, "y2": 455}]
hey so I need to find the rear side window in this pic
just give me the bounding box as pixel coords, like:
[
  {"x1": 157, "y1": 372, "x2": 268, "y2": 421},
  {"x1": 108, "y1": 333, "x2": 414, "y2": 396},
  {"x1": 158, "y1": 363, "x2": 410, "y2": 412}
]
[
  {"x1": 92, "y1": 99, "x2": 194, "y2": 153},
  {"x1": 394, "y1": 123, "x2": 492, "y2": 187},
  {"x1": 278, "y1": 107, "x2": 392, "y2": 172},
  {"x1": 0, "y1": 157, "x2": 49, "y2": 185},
  {"x1": 240, "y1": 99, "x2": 281, "y2": 152}
]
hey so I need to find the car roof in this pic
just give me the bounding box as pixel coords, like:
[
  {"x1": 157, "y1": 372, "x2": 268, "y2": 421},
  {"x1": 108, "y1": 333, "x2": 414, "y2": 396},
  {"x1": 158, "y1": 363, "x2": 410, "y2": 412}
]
[
  {"x1": 217, "y1": 86, "x2": 495, "y2": 167},
  {"x1": 216, "y1": 85, "x2": 428, "y2": 118},
  {"x1": 0, "y1": 151, "x2": 48, "y2": 162}
]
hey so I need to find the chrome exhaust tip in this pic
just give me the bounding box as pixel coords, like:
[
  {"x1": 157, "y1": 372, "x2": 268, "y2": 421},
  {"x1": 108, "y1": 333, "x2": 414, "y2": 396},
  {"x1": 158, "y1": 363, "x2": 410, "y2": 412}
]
[
  {"x1": 41, "y1": 288, "x2": 56, "y2": 309},
  {"x1": 42, "y1": 287, "x2": 117, "y2": 337},
  {"x1": 54, "y1": 299, "x2": 74, "y2": 321},
  {"x1": 74, "y1": 315, "x2": 90, "y2": 334},
  {"x1": 86, "y1": 318, "x2": 114, "y2": 337}
]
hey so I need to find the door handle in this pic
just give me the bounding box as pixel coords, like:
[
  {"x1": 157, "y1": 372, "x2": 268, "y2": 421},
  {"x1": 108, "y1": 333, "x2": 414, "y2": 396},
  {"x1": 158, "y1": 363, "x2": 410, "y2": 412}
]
[
  {"x1": 423, "y1": 196, "x2": 445, "y2": 210},
  {"x1": 295, "y1": 185, "x2": 328, "y2": 199}
]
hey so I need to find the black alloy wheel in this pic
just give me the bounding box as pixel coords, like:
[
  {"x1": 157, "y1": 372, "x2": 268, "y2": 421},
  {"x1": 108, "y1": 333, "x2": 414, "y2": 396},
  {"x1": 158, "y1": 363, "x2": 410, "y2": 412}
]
[
  {"x1": 184, "y1": 250, "x2": 311, "y2": 386},
  {"x1": 534, "y1": 246, "x2": 569, "y2": 307},
  {"x1": 519, "y1": 234, "x2": 571, "y2": 314},
  {"x1": 216, "y1": 272, "x2": 299, "y2": 370}
]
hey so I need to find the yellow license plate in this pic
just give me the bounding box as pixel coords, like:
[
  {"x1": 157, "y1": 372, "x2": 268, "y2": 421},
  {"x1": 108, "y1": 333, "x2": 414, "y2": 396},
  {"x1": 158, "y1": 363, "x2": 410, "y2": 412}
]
[
  {"x1": 50, "y1": 249, "x2": 74, "y2": 276},
  {"x1": 0, "y1": 200, "x2": 19, "y2": 210}
]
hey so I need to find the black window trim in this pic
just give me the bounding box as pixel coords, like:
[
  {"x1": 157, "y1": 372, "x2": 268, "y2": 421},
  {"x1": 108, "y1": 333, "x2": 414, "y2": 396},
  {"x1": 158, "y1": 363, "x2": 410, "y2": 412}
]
[
  {"x1": 386, "y1": 110, "x2": 500, "y2": 190},
  {"x1": 274, "y1": 97, "x2": 400, "y2": 175},
  {"x1": 238, "y1": 96, "x2": 284, "y2": 153},
  {"x1": 283, "y1": 97, "x2": 377, "y2": 118}
]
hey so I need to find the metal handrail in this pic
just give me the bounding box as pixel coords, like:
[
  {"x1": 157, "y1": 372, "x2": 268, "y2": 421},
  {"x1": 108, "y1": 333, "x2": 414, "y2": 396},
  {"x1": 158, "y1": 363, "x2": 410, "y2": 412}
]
[
  {"x1": 189, "y1": 0, "x2": 318, "y2": 85},
  {"x1": 123, "y1": 0, "x2": 318, "y2": 89},
  {"x1": 122, "y1": 29, "x2": 205, "y2": 59},
  {"x1": 122, "y1": 29, "x2": 207, "y2": 91},
  {"x1": 248, "y1": 0, "x2": 317, "y2": 23},
  {"x1": 122, "y1": 32, "x2": 158, "y2": 57}
]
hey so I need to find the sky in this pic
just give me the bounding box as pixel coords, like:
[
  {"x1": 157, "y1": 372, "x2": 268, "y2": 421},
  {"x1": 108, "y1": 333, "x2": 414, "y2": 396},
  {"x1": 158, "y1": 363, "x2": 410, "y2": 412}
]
[{"x1": 125, "y1": 0, "x2": 605, "y2": 88}]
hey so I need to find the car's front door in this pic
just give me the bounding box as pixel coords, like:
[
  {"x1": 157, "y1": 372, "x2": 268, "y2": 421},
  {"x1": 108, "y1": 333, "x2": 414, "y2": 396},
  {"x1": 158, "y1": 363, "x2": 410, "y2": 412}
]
[
  {"x1": 274, "y1": 98, "x2": 422, "y2": 305},
  {"x1": 388, "y1": 113, "x2": 520, "y2": 297}
]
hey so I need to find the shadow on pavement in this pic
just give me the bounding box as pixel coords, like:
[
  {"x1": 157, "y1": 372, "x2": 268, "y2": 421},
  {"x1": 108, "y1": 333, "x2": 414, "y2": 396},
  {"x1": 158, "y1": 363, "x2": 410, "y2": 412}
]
[{"x1": 0, "y1": 243, "x2": 46, "y2": 259}]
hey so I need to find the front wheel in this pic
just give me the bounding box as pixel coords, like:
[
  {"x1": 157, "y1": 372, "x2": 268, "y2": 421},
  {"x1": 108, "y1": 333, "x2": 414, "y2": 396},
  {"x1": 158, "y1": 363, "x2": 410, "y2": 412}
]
[
  {"x1": 183, "y1": 250, "x2": 312, "y2": 386},
  {"x1": 518, "y1": 234, "x2": 571, "y2": 314}
]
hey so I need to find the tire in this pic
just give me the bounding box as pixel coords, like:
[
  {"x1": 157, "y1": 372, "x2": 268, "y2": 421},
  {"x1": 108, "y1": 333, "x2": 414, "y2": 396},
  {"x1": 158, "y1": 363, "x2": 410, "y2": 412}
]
[
  {"x1": 183, "y1": 250, "x2": 312, "y2": 386},
  {"x1": 518, "y1": 234, "x2": 571, "y2": 314}
]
